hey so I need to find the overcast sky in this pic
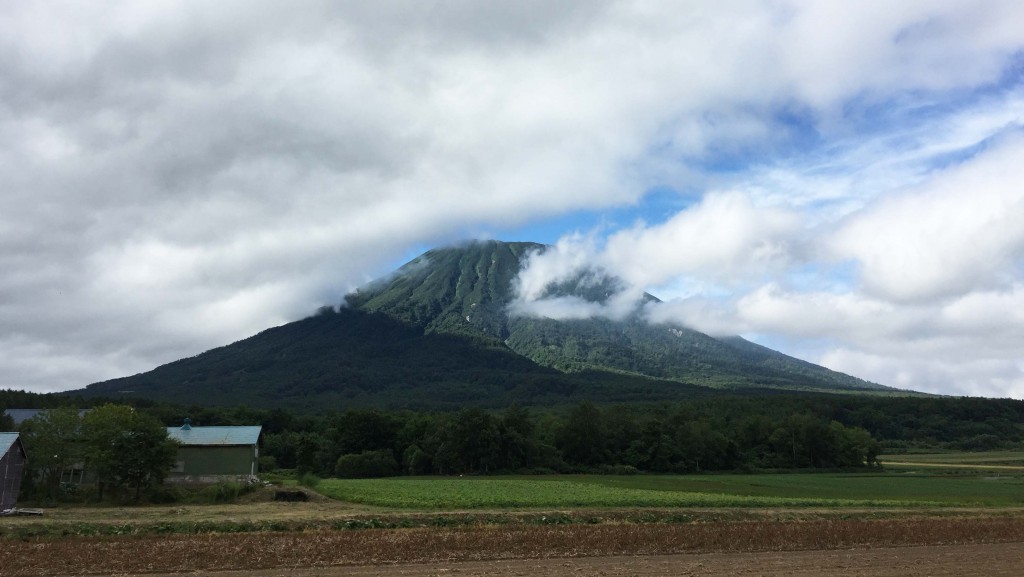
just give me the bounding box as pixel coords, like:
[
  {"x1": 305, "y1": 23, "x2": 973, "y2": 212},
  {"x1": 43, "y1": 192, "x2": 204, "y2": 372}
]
[{"x1": 2, "y1": 1, "x2": 1023, "y2": 398}]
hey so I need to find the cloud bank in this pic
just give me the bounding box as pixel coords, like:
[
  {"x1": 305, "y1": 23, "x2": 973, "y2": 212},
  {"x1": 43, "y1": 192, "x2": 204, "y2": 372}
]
[
  {"x1": 515, "y1": 131, "x2": 1024, "y2": 397},
  {"x1": 2, "y1": 1, "x2": 1023, "y2": 396}
]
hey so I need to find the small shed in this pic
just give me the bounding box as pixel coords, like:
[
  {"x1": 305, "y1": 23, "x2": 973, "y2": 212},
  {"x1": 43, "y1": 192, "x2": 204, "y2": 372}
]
[
  {"x1": 166, "y1": 420, "x2": 262, "y2": 483},
  {"x1": 1, "y1": 433, "x2": 28, "y2": 510}
]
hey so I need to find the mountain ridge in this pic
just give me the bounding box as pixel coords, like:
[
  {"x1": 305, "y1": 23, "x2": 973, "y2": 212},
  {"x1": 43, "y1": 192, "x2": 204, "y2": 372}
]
[{"x1": 78, "y1": 239, "x2": 891, "y2": 410}]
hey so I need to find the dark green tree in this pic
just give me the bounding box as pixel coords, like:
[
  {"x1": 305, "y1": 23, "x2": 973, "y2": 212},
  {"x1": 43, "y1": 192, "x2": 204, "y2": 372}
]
[
  {"x1": 295, "y1": 432, "x2": 326, "y2": 474},
  {"x1": 83, "y1": 405, "x2": 178, "y2": 501},
  {"x1": 19, "y1": 407, "x2": 84, "y2": 499},
  {"x1": 109, "y1": 422, "x2": 178, "y2": 501},
  {"x1": 335, "y1": 450, "x2": 399, "y2": 478},
  {"x1": 0, "y1": 410, "x2": 13, "y2": 431},
  {"x1": 431, "y1": 409, "x2": 501, "y2": 474},
  {"x1": 498, "y1": 404, "x2": 535, "y2": 470},
  {"x1": 557, "y1": 401, "x2": 607, "y2": 467}
]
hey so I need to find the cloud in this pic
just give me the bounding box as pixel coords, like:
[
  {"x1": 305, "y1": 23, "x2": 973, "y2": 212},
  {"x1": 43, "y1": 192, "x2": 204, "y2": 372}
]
[
  {"x1": 510, "y1": 234, "x2": 645, "y2": 321},
  {"x1": 511, "y1": 192, "x2": 801, "y2": 320},
  {"x1": 828, "y1": 130, "x2": 1024, "y2": 302},
  {"x1": 602, "y1": 192, "x2": 801, "y2": 288},
  {"x1": 515, "y1": 114, "x2": 1024, "y2": 397},
  {"x1": 1, "y1": 1, "x2": 1024, "y2": 395},
  {"x1": 821, "y1": 349, "x2": 1024, "y2": 399}
]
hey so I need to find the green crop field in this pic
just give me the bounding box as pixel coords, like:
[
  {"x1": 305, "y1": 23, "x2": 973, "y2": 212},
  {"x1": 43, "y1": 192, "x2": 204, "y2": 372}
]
[
  {"x1": 881, "y1": 450, "x2": 1024, "y2": 468},
  {"x1": 316, "y1": 471, "x2": 1024, "y2": 510}
]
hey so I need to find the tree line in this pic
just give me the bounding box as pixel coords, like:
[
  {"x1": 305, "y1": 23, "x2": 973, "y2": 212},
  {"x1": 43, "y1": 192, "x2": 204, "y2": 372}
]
[
  {"x1": 254, "y1": 402, "x2": 880, "y2": 478},
  {"x1": 5, "y1": 388, "x2": 1024, "y2": 485}
]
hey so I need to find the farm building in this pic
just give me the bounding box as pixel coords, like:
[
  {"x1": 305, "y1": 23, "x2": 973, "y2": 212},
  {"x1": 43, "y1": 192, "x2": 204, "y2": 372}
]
[
  {"x1": 1, "y1": 433, "x2": 28, "y2": 510},
  {"x1": 166, "y1": 420, "x2": 262, "y2": 483}
]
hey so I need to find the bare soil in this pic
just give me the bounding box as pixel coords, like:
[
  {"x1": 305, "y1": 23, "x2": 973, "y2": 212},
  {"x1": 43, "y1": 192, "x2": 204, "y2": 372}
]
[
  {"x1": 4, "y1": 516, "x2": 1024, "y2": 576},
  {"x1": 134, "y1": 543, "x2": 1024, "y2": 577}
]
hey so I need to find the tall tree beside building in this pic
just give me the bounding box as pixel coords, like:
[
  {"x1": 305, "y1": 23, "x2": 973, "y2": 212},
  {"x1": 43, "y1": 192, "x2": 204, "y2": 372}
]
[
  {"x1": 19, "y1": 407, "x2": 84, "y2": 499},
  {"x1": 82, "y1": 404, "x2": 178, "y2": 501}
]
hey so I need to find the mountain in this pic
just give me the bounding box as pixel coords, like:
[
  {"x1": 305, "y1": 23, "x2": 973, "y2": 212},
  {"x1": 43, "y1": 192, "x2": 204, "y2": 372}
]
[
  {"x1": 79, "y1": 240, "x2": 889, "y2": 411},
  {"x1": 348, "y1": 240, "x2": 886, "y2": 393}
]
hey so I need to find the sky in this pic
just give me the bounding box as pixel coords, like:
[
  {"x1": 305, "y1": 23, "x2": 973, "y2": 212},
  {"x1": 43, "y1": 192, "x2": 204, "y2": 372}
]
[{"x1": 2, "y1": 1, "x2": 1023, "y2": 399}]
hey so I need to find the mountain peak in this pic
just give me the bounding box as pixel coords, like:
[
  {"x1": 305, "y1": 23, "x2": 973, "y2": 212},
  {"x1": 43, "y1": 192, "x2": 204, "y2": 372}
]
[{"x1": 346, "y1": 240, "x2": 887, "y2": 394}]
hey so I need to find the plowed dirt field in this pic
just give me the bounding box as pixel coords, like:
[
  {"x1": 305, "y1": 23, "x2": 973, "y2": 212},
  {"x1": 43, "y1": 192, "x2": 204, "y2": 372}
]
[
  {"x1": 4, "y1": 516, "x2": 1024, "y2": 576},
  {"x1": 132, "y1": 543, "x2": 1024, "y2": 577}
]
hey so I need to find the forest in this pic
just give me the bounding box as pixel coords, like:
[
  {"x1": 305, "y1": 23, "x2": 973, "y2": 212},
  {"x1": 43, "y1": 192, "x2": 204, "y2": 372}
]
[{"x1": 6, "y1": 388, "x2": 1023, "y2": 487}]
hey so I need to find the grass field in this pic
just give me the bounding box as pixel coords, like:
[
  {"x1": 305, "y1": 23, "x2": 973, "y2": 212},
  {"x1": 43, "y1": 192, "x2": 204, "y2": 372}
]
[
  {"x1": 4, "y1": 451, "x2": 1022, "y2": 542},
  {"x1": 881, "y1": 450, "x2": 1024, "y2": 468},
  {"x1": 316, "y1": 470, "x2": 1024, "y2": 509}
]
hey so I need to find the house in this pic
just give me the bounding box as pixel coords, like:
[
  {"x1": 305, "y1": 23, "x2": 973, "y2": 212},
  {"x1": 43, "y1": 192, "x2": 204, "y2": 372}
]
[
  {"x1": 1, "y1": 433, "x2": 28, "y2": 510},
  {"x1": 165, "y1": 419, "x2": 263, "y2": 483}
]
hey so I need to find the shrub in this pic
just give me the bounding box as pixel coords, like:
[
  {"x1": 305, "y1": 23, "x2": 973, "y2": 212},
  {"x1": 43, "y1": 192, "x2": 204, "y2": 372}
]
[
  {"x1": 958, "y1": 434, "x2": 1004, "y2": 451},
  {"x1": 335, "y1": 450, "x2": 399, "y2": 478},
  {"x1": 259, "y1": 455, "x2": 278, "y2": 473},
  {"x1": 596, "y1": 464, "x2": 639, "y2": 475},
  {"x1": 147, "y1": 485, "x2": 184, "y2": 504},
  {"x1": 201, "y1": 483, "x2": 243, "y2": 503},
  {"x1": 298, "y1": 472, "x2": 320, "y2": 489}
]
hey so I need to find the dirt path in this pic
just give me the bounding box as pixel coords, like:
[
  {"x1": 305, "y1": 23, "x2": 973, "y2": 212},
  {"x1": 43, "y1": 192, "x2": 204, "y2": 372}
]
[{"x1": 115, "y1": 543, "x2": 1024, "y2": 577}]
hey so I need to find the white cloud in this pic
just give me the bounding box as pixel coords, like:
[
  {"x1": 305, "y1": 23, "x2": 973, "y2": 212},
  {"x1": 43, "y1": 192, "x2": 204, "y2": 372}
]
[
  {"x1": 821, "y1": 349, "x2": 1024, "y2": 399},
  {"x1": 1, "y1": 1, "x2": 1024, "y2": 395},
  {"x1": 517, "y1": 122, "x2": 1024, "y2": 397},
  {"x1": 828, "y1": 132, "x2": 1024, "y2": 302},
  {"x1": 511, "y1": 192, "x2": 800, "y2": 320},
  {"x1": 602, "y1": 192, "x2": 800, "y2": 287},
  {"x1": 510, "y1": 234, "x2": 645, "y2": 321},
  {"x1": 513, "y1": 234, "x2": 603, "y2": 303}
]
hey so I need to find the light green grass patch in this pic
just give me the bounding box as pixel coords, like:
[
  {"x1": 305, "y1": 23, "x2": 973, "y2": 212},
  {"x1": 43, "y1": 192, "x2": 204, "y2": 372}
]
[
  {"x1": 576, "y1": 473, "x2": 1024, "y2": 506},
  {"x1": 882, "y1": 450, "x2": 1024, "y2": 467},
  {"x1": 317, "y1": 474, "x2": 1010, "y2": 510}
]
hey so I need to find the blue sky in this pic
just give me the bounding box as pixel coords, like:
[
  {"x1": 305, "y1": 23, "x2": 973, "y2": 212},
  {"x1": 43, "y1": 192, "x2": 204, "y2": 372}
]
[{"x1": 2, "y1": 1, "x2": 1024, "y2": 398}]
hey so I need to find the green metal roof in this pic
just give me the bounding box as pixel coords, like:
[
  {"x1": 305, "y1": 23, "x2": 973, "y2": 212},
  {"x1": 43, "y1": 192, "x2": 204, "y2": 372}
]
[
  {"x1": 0, "y1": 433, "x2": 22, "y2": 456},
  {"x1": 166, "y1": 425, "x2": 262, "y2": 446}
]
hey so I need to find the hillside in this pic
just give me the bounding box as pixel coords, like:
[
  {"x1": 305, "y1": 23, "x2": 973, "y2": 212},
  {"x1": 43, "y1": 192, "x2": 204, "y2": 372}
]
[
  {"x1": 79, "y1": 307, "x2": 718, "y2": 411},
  {"x1": 80, "y1": 240, "x2": 889, "y2": 410},
  {"x1": 347, "y1": 240, "x2": 887, "y2": 393}
]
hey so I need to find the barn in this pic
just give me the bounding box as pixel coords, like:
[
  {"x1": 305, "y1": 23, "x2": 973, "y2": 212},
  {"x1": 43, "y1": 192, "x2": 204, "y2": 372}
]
[
  {"x1": 1, "y1": 432, "x2": 28, "y2": 511},
  {"x1": 166, "y1": 420, "x2": 263, "y2": 483}
]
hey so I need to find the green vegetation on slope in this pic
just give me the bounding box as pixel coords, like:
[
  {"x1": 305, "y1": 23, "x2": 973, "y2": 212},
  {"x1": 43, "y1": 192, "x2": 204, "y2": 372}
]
[
  {"x1": 80, "y1": 308, "x2": 714, "y2": 411},
  {"x1": 349, "y1": 240, "x2": 887, "y2": 394},
  {"x1": 346, "y1": 240, "x2": 540, "y2": 341}
]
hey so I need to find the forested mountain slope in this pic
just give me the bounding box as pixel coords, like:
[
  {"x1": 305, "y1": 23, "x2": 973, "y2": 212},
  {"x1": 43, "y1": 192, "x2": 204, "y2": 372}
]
[
  {"x1": 348, "y1": 240, "x2": 887, "y2": 393},
  {"x1": 80, "y1": 240, "x2": 890, "y2": 410}
]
